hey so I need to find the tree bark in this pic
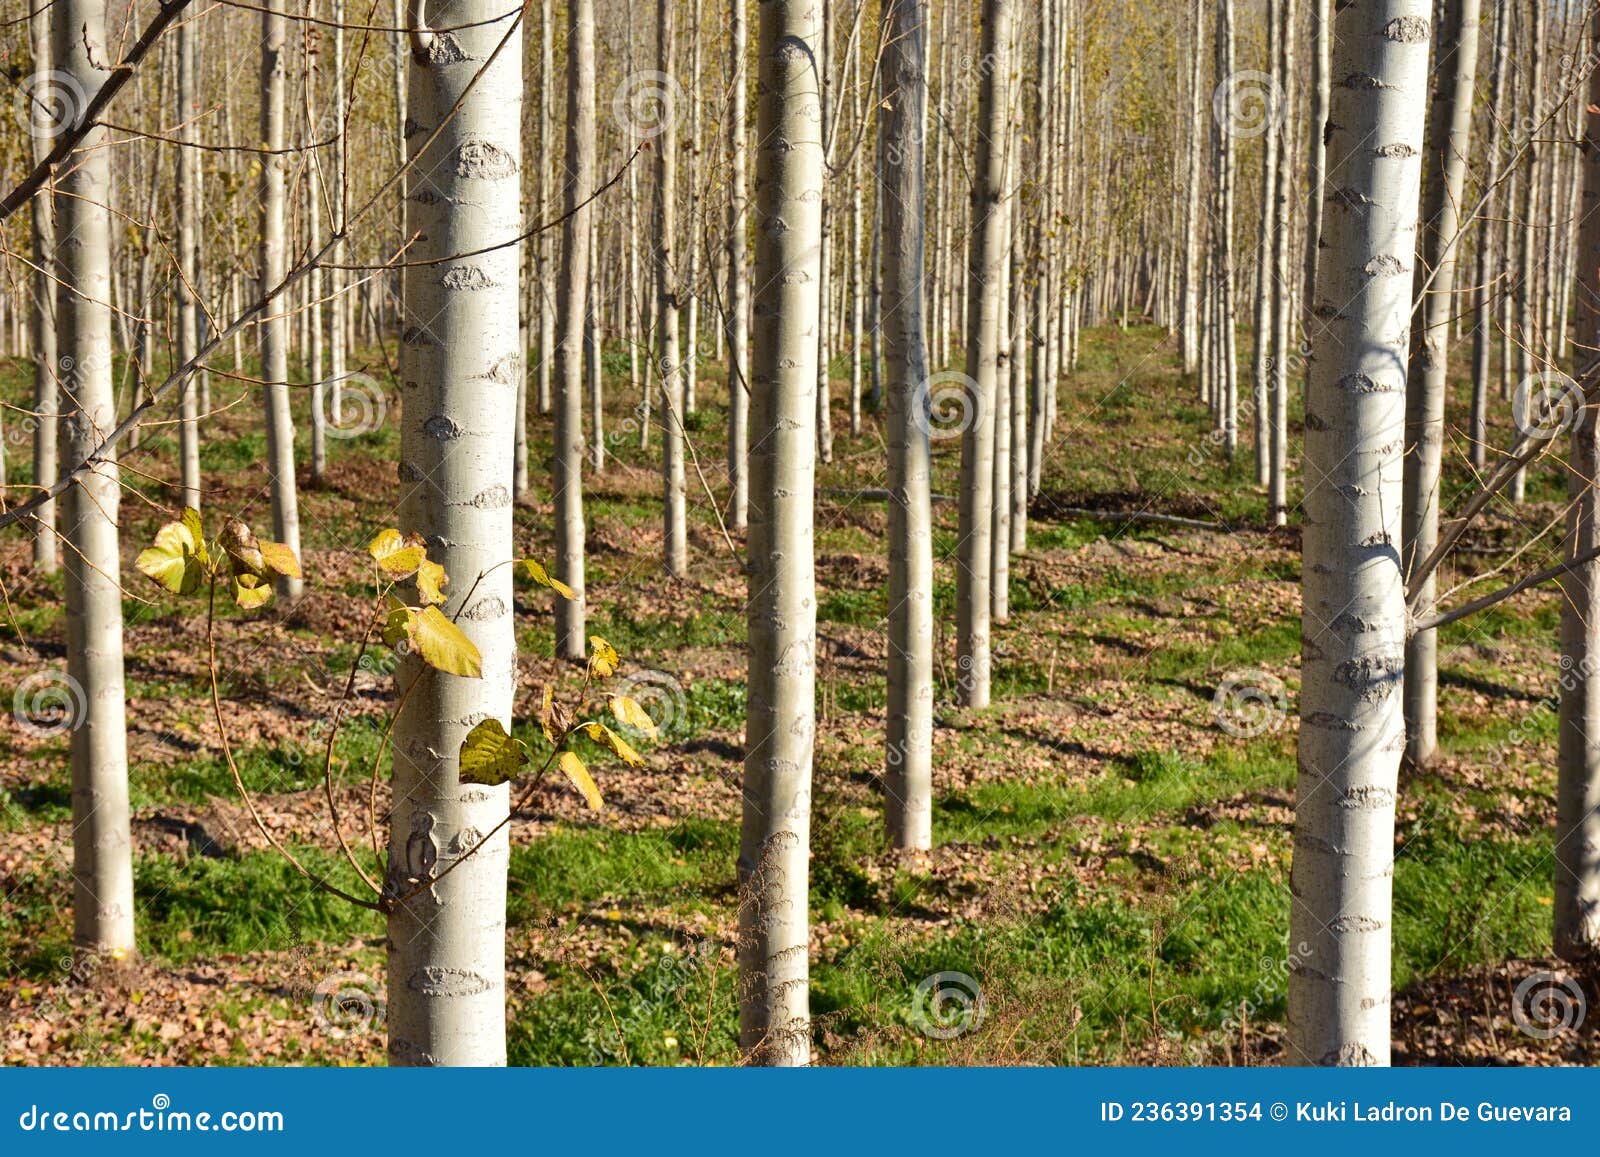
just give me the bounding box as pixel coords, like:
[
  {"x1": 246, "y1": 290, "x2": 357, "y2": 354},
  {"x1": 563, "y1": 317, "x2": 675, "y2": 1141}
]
[
  {"x1": 658, "y1": 0, "x2": 687, "y2": 577},
  {"x1": 1402, "y1": 0, "x2": 1480, "y2": 769},
  {"x1": 387, "y1": 0, "x2": 522, "y2": 1066},
  {"x1": 726, "y1": 0, "x2": 750, "y2": 531},
  {"x1": 29, "y1": 2, "x2": 58, "y2": 572},
  {"x1": 55, "y1": 0, "x2": 136, "y2": 965},
  {"x1": 1288, "y1": 0, "x2": 1429, "y2": 1068},
  {"x1": 739, "y1": 0, "x2": 821, "y2": 1066}
]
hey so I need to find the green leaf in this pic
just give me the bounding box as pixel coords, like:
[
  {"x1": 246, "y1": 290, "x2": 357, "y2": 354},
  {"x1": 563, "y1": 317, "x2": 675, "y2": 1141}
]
[
  {"x1": 515, "y1": 558, "x2": 575, "y2": 600},
  {"x1": 588, "y1": 635, "x2": 620, "y2": 679},
  {"x1": 232, "y1": 573, "x2": 273, "y2": 610},
  {"x1": 579, "y1": 721, "x2": 644, "y2": 768},
  {"x1": 368, "y1": 528, "x2": 426, "y2": 580},
  {"x1": 136, "y1": 515, "x2": 206, "y2": 595},
  {"x1": 610, "y1": 695, "x2": 658, "y2": 738},
  {"x1": 180, "y1": 507, "x2": 209, "y2": 565},
  {"x1": 559, "y1": 750, "x2": 603, "y2": 811},
  {"x1": 407, "y1": 605, "x2": 483, "y2": 678},
  {"x1": 380, "y1": 595, "x2": 411, "y2": 648},
  {"x1": 459, "y1": 718, "x2": 528, "y2": 786}
]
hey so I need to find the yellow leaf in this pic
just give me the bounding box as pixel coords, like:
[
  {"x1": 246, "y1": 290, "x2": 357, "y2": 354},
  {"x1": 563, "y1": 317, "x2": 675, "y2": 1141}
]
[
  {"x1": 579, "y1": 721, "x2": 644, "y2": 768},
  {"x1": 258, "y1": 539, "x2": 302, "y2": 580},
  {"x1": 232, "y1": 574, "x2": 273, "y2": 610},
  {"x1": 559, "y1": 750, "x2": 603, "y2": 811},
  {"x1": 368, "y1": 528, "x2": 426, "y2": 580},
  {"x1": 407, "y1": 605, "x2": 482, "y2": 678},
  {"x1": 459, "y1": 718, "x2": 528, "y2": 785},
  {"x1": 588, "y1": 635, "x2": 619, "y2": 678},
  {"x1": 415, "y1": 558, "x2": 449, "y2": 606},
  {"x1": 610, "y1": 695, "x2": 658, "y2": 738},
  {"x1": 515, "y1": 558, "x2": 575, "y2": 599},
  {"x1": 136, "y1": 515, "x2": 205, "y2": 595},
  {"x1": 539, "y1": 684, "x2": 557, "y2": 744}
]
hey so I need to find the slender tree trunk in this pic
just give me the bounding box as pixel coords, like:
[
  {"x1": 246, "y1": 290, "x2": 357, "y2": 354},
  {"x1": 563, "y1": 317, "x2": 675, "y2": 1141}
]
[
  {"x1": 260, "y1": 0, "x2": 303, "y2": 601},
  {"x1": 739, "y1": 0, "x2": 821, "y2": 1066},
  {"x1": 1402, "y1": 0, "x2": 1480, "y2": 769},
  {"x1": 537, "y1": 0, "x2": 555, "y2": 418},
  {"x1": 1268, "y1": 0, "x2": 1296, "y2": 528},
  {"x1": 1288, "y1": 0, "x2": 1429, "y2": 1068},
  {"x1": 55, "y1": 0, "x2": 136, "y2": 965},
  {"x1": 1470, "y1": 4, "x2": 1509, "y2": 474},
  {"x1": 1303, "y1": 0, "x2": 1330, "y2": 327},
  {"x1": 1182, "y1": 0, "x2": 1203, "y2": 375},
  {"x1": 1252, "y1": 0, "x2": 1280, "y2": 488},
  {"x1": 726, "y1": 0, "x2": 750, "y2": 531},
  {"x1": 1556, "y1": 3, "x2": 1600, "y2": 963},
  {"x1": 658, "y1": 0, "x2": 687, "y2": 577},
  {"x1": 553, "y1": 0, "x2": 594, "y2": 661},
  {"x1": 816, "y1": 1, "x2": 835, "y2": 465},
  {"x1": 176, "y1": 10, "x2": 201, "y2": 509},
  {"x1": 387, "y1": 0, "x2": 522, "y2": 1067},
  {"x1": 956, "y1": 0, "x2": 1012, "y2": 709},
  {"x1": 29, "y1": 3, "x2": 58, "y2": 573}
]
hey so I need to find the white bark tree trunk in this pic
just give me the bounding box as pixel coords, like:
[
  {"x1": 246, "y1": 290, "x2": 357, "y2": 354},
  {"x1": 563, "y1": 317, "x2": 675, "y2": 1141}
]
[
  {"x1": 1402, "y1": 0, "x2": 1479, "y2": 768},
  {"x1": 726, "y1": 0, "x2": 750, "y2": 531},
  {"x1": 55, "y1": 0, "x2": 136, "y2": 964},
  {"x1": 657, "y1": 0, "x2": 687, "y2": 577},
  {"x1": 1288, "y1": 0, "x2": 1429, "y2": 1067},
  {"x1": 260, "y1": 0, "x2": 303, "y2": 601},
  {"x1": 739, "y1": 0, "x2": 821, "y2": 1066},
  {"x1": 554, "y1": 0, "x2": 594, "y2": 661},
  {"x1": 955, "y1": 0, "x2": 1012, "y2": 709},
  {"x1": 882, "y1": 0, "x2": 934, "y2": 853},
  {"x1": 387, "y1": 0, "x2": 522, "y2": 1066},
  {"x1": 29, "y1": 2, "x2": 58, "y2": 573},
  {"x1": 1556, "y1": 4, "x2": 1600, "y2": 963}
]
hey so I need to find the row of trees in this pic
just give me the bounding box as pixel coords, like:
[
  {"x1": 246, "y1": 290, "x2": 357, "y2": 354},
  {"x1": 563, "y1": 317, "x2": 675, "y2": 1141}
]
[{"x1": 3, "y1": 0, "x2": 1599, "y2": 1067}]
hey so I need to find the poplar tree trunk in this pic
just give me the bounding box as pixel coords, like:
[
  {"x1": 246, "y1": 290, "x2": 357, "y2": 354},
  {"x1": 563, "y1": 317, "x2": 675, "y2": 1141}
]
[
  {"x1": 260, "y1": 0, "x2": 303, "y2": 601},
  {"x1": 174, "y1": 13, "x2": 202, "y2": 509},
  {"x1": 537, "y1": 0, "x2": 555, "y2": 418},
  {"x1": 726, "y1": 0, "x2": 750, "y2": 531},
  {"x1": 1303, "y1": 0, "x2": 1330, "y2": 319},
  {"x1": 1556, "y1": 4, "x2": 1600, "y2": 963},
  {"x1": 554, "y1": 0, "x2": 594, "y2": 662},
  {"x1": 1288, "y1": 0, "x2": 1429, "y2": 1067},
  {"x1": 1267, "y1": 0, "x2": 1296, "y2": 528},
  {"x1": 56, "y1": 0, "x2": 136, "y2": 965},
  {"x1": 1252, "y1": 0, "x2": 1280, "y2": 488},
  {"x1": 881, "y1": 0, "x2": 934, "y2": 854},
  {"x1": 1468, "y1": 1, "x2": 1508, "y2": 474},
  {"x1": 1181, "y1": 0, "x2": 1204, "y2": 375},
  {"x1": 956, "y1": 0, "x2": 1012, "y2": 710},
  {"x1": 657, "y1": 0, "x2": 687, "y2": 577},
  {"x1": 29, "y1": 2, "x2": 57, "y2": 573},
  {"x1": 1402, "y1": 0, "x2": 1479, "y2": 769},
  {"x1": 739, "y1": 0, "x2": 821, "y2": 1066},
  {"x1": 388, "y1": 0, "x2": 522, "y2": 1066}
]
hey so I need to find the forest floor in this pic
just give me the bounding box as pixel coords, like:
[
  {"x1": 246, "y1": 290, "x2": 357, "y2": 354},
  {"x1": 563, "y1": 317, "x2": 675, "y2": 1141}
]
[{"x1": 0, "y1": 323, "x2": 1596, "y2": 1066}]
